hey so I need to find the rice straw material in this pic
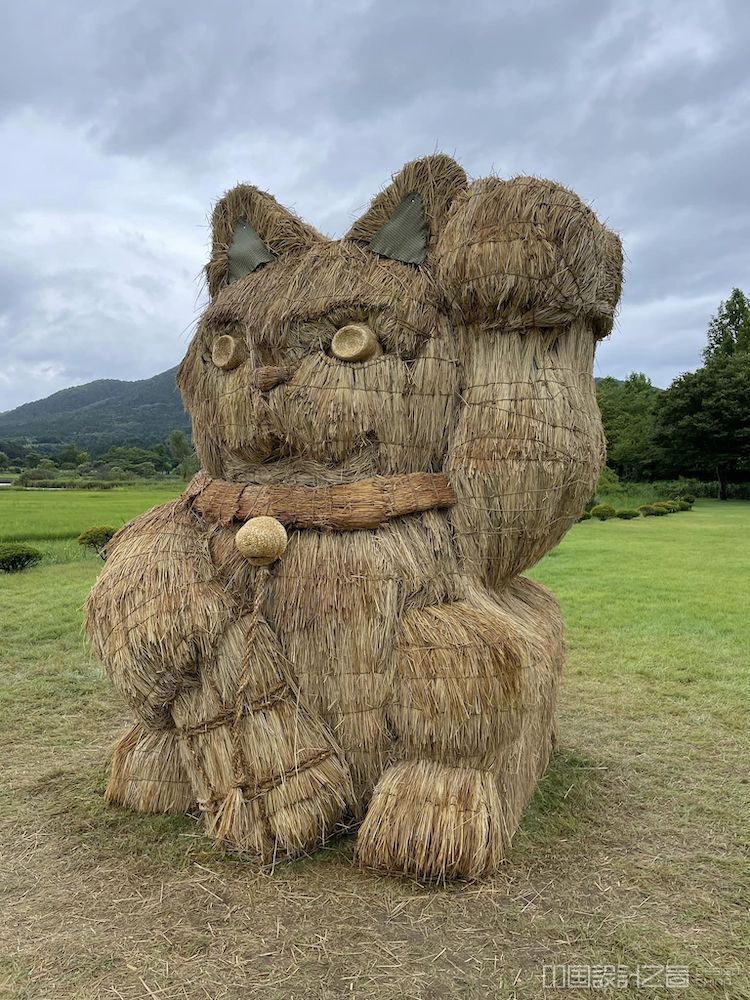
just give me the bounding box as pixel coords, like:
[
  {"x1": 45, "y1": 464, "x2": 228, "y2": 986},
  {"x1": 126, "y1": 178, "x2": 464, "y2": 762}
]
[{"x1": 86, "y1": 154, "x2": 622, "y2": 879}]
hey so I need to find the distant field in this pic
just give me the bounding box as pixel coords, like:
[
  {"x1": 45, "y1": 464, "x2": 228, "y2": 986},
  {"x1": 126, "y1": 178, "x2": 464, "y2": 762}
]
[
  {"x1": 0, "y1": 485, "x2": 182, "y2": 542},
  {"x1": 1, "y1": 497, "x2": 748, "y2": 997},
  {"x1": 0, "y1": 482, "x2": 683, "y2": 544}
]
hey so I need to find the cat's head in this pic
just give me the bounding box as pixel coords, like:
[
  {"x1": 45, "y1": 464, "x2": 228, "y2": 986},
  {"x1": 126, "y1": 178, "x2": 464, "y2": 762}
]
[{"x1": 178, "y1": 154, "x2": 621, "y2": 485}]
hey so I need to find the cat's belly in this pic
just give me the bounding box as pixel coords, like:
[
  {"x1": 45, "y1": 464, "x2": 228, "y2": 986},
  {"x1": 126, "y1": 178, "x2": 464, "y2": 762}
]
[
  {"x1": 212, "y1": 510, "x2": 564, "y2": 815},
  {"x1": 263, "y1": 511, "x2": 459, "y2": 807}
]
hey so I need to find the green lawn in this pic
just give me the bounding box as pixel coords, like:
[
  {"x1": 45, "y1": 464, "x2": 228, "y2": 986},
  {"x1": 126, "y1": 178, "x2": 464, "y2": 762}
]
[
  {"x1": 0, "y1": 484, "x2": 182, "y2": 542},
  {"x1": 1, "y1": 496, "x2": 748, "y2": 998}
]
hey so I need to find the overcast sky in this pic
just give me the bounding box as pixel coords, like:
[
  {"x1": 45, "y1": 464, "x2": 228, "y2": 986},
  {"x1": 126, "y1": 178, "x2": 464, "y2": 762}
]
[{"x1": 1, "y1": 0, "x2": 748, "y2": 411}]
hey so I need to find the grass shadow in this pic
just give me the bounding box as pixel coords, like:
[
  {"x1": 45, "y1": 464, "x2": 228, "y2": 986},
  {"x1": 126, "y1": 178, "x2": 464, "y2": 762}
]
[
  {"x1": 515, "y1": 748, "x2": 610, "y2": 849},
  {"x1": 17, "y1": 749, "x2": 613, "y2": 877}
]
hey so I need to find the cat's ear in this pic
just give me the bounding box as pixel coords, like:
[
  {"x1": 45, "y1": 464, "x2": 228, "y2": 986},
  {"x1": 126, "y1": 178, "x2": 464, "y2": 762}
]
[
  {"x1": 346, "y1": 154, "x2": 467, "y2": 265},
  {"x1": 207, "y1": 185, "x2": 324, "y2": 297}
]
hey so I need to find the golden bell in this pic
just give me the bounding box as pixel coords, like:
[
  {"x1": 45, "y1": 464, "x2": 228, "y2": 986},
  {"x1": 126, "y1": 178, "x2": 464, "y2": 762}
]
[{"x1": 235, "y1": 517, "x2": 288, "y2": 565}]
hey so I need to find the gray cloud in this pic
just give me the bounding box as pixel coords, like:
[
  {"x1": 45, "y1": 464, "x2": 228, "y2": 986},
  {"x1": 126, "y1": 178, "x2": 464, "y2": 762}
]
[{"x1": 1, "y1": 0, "x2": 749, "y2": 410}]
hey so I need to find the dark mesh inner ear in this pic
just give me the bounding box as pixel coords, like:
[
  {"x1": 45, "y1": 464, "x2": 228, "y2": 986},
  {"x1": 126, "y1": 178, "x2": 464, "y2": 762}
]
[
  {"x1": 227, "y1": 219, "x2": 276, "y2": 283},
  {"x1": 368, "y1": 193, "x2": 427, "y2": 265}
]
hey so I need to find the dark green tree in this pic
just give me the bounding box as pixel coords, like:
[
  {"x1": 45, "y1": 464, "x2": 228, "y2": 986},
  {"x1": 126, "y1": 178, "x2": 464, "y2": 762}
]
[
  {"x1": 57, "y1": 442, "x2": 90, "y2": 468},
  {"x1": 703, "y1": 288, "x2": 750, "y2": 361},
  {"x1": 657, "y1": 353, "x2": 750, "y2": 499},
  {"x1": 168, "y1": 429, "x2": 199, "y2": 480},
  {"x1": 596, "y1": 373, "x2": 662, "y2": 480},
  {"x1": 150, "y1": 442, "x2": 170, "y2": 472}
]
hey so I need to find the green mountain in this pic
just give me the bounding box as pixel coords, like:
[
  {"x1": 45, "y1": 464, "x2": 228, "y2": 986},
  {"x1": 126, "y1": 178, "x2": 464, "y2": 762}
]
[
  {"x1": 0, "y1": 368, "x2": 191, "y2": 455},
  {"x1": 0, "y1": 370, "x2": 627, "y2": 460}
]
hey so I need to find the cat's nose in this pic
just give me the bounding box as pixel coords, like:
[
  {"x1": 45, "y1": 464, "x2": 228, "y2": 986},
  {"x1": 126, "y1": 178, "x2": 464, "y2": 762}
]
[{"x1": 331, "y1": 324, "x2": 381, "y2": 362}]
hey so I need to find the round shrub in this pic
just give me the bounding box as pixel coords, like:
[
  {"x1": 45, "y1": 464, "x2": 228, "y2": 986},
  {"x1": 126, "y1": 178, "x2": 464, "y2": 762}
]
[
  {"x1": 78, "y1": 525, "x2": 117, "y2": 553},
  {"x1": 0, "y1": 543, "x2": 42, "y2": 572},
  {"x1": 590, "y1": 503, "x2": 617, "y2": 521},
  {"x1": 676, "y1": 500, "x2": 693, "y2": 511},
  {"x1": 616, "y1": 509, "x2": 640, "y2": 520},
  {"x1": 654, "y1": 501, "x2": 679, "y2": 513},
  {"x1": 650, "y1": 505, "x2": 668, "y2": 516},
  {"x1": 664, "y1": 500, "x2": 681, "y2": 512},
  {"x1": 578, "y1": 510, "x2": 592, "y2": 521},
  {"x1": 638, "y1": 504, "x2": 655, "y2": 516},
  {"x1": 682, "y1": 494, "x2": 696, "y2": 505}
]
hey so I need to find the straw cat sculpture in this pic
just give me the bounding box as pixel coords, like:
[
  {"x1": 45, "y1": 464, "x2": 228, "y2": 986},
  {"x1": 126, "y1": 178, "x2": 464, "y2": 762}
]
[{"x1": 86, "y1": 155, "x2": 622, "y2": 880}]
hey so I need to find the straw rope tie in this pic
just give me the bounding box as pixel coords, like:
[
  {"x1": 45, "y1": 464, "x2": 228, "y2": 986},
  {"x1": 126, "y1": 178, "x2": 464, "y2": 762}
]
[
  {"x1": 231, "y1": 570, "x2": 270, "y2": 789},
  {"x1": 178, "y1": 680, "x2": 291, "y2": 737},
  {"x1": 200, "y1": 749, "x2": 335, "y2": 814}
]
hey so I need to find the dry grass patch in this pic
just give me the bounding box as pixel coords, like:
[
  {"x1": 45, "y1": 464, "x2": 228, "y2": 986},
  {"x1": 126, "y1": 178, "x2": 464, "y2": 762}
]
[{"x1": 1, "y1": 501, "x2": 748, "y2": 998}]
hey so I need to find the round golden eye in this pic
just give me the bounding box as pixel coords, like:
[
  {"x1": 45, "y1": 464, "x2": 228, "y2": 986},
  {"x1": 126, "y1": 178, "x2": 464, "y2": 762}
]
[
  {"x1": 211, "y1": 334, "x2": 246, "y2": 370},
  {"x1": 330, "y1": 324, "x2": 381, "y2": 362}
]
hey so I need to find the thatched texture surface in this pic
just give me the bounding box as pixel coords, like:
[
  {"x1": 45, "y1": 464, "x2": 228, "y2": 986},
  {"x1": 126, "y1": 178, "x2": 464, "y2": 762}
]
[{"x1": 87, "y1": 153, "x2": 622, "y2": 880}]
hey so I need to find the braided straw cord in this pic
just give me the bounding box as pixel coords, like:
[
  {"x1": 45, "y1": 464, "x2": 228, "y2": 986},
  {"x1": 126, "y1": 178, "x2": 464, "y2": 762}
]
[
  {"x1": 230, "y1": 570, "x2": 272, "y2": 791},
  {"x1": 175, "y1": 566, "x2": 351, "y2": 855}
]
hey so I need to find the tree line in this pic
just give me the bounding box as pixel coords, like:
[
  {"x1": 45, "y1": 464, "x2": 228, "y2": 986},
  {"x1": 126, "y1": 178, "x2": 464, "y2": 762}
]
[
  {"x1": 0, "y1": 430, "x2": 198, "y2": 483},
  {"x1": 598, "y1": 288, "x2": 750, "y2": 499}
]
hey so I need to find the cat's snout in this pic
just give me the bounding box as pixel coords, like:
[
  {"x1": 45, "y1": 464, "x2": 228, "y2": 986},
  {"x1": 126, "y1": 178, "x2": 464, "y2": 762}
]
[
  {"x1": 331, "y1": 324, "x2": 381, "y2": 362},
  {"x1": 253, "y1": 365, "x2": 293, "y2": 392}
]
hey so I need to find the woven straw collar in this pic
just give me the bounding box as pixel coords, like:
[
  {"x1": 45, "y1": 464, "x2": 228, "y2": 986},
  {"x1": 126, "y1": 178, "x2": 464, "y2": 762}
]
[{"x1": 182, "y1": 470, "x2": 456, "y2": 532}]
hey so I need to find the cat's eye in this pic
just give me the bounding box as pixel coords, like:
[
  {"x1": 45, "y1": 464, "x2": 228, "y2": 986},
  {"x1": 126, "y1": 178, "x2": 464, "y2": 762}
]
[
  {"x1": 330, "y1": 324, "x2": 381, "y2": 362},
  {"x1": 211, "y1": 335, "x2": 246, "y2": 370}
]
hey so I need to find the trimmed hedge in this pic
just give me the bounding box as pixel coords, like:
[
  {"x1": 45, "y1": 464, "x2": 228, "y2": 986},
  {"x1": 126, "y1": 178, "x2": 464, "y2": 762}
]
[
  {"x1": 591, "y1": 504, "x2": 617, "y2": 521},
  {"x1": 78, "y1": 525, "x2": 117, "y2": 552},
  {"x1": 0, "y1": 543, "x2": 43, "y2": 572},
  {"x1": 620, "y1": 479, "x2": 747, "y2": 501},
  {"x1": 653, "y1": 501, "x2": 678, "y2": 513},
  {"x1": 638, "y1": 505, "x2": 668, "y2": 516},
  {"x1": 16, "y1": 480, "x2": 128, "y2": 490}
]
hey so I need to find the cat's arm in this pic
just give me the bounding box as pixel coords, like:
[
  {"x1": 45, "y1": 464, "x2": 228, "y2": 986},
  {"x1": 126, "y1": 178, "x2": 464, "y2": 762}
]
[
  {"x1": 437, "y1": 177, "x2": 623, "y2": 586},
  {"x1": 85, "y1": 500, "x2": 231, "y2": 727}
]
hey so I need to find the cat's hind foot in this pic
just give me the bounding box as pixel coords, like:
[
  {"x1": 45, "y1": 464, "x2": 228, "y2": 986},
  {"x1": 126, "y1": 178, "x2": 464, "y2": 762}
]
[{"x1": 356, "y1": 759, "x2": 509, "y2": 881}]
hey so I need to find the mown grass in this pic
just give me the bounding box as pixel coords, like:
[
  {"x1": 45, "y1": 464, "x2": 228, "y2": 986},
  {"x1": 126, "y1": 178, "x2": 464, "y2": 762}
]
[
  {"x1": 0, "y1": 484, "x2": 182, "y2": 542},
  {"x1": 1, "y1": 495, "x2": 748, "y2": 998}
]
